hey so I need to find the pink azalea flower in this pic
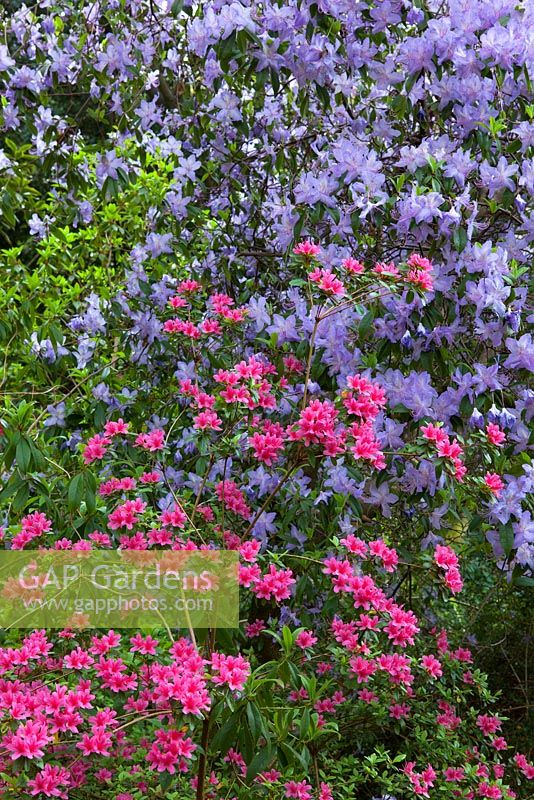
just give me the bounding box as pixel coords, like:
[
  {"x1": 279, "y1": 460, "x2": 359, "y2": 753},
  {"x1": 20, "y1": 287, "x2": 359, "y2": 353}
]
[{"x1": 293, "y1": 240, "x2": 320, "y2": 257}]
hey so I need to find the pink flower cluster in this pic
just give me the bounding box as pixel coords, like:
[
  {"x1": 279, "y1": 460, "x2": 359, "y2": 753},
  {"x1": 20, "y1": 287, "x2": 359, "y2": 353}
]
[
  {"x1": 164, "y1": 290, "x2": 247, "y2": 338},
  {"x1": 135, "y1": 429, "x2": 165, "y2": 451},
  {"x1": 99, "y1": 476, "x2": 136, "y2": 495},
  {"x1": 284, "y1": 779, "x2": 312, "y2": 799},
  {"x1": 342, "y1": 256, "x2": 364, "y2": 274},
  {"x1": 82, "y1": 433, "x2": 111, "y2": 464},
  {"x1": 0, "y1": 630, "x2": 253, "y2": 788},
  {"x1": 249, "y1": 421, "x2": 285, "y2": 465},
  {"x1": 515, "y1": 754, "x2": 534, "y2": 780},
  {"x1": 309, "y1": 266, "x2": 345, "y2": 295},
  {"x1": 421, "y1": 422, "x2": 467, "y2": 481},
  {"x1": 289, "y1": 399, "x2": 341, "y2": 453},
  {"x1": 251, "y1": 563, "x2": 296, "y2": 602},
  {"x1": 292, "y1": 240, "x2": 320, "y2": 257},
  {"x1": 215, "y1": 480, "x2": 251, "y2": 520},
  {"x1": 404, "y1": 762, "x2": 436, "y2": 797},
  {"x1": 238, "y1": 540, "x2": 296, "y2": 603},
  {"x1": 287, "y1": 373, "x2": 387, "y2": 468},
  {"x1": 292, "y1": 242, "x2": 434, "y2": 298},
  {"x1": 211, "y1": 653, "x2": 250, "y2": 691},
  {"x1": 405, "y1": 253, "x2": 434, "y2": 292},
  {"x1": 146, "y1": 728, "x2": 196, "y2": 774},
  {"x1": 27, "y1": 764, "x2": 70, "y2": 799},
  {"x1": 11, "y1": 511, "x2": 52, "y2": 550},
  {"x1": 107, "y1": 497, "x2": 147, "y2": 530},
  {"x1": 486, "y1": 423, "x2": 506, "y2": 446},
  {"x1": 434, "y1": 544, "x2": 463, "y2": 594},
  {"x1": 212, "y1": 355, "x2": 276, "y2": 409},
  {"x1": 485, "y1": 472, "x2": 504, "y2": 496}
]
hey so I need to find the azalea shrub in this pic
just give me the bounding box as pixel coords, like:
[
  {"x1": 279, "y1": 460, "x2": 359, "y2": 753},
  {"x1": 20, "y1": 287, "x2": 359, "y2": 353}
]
[
  {"x1": 0, "y1": 248, "x2": 532, "y2": 799},
  {"x1": 0, "y1": 0, "x2": 533, "y2": 799}
]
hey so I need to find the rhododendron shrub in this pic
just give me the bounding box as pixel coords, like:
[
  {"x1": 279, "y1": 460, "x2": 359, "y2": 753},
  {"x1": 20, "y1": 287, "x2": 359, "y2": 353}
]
[
  {"x1": 1, "y1": 0, "x2": 533, "y2": 579},
  {"x1": 0, "y1": 256, "x2": 532, "y2": 799},
  {"x1": 0, "y1": 0, "x2": 533, "y2": 796}
]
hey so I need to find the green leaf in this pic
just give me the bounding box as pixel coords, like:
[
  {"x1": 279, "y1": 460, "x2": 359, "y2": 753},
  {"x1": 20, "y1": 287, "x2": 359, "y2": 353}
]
[
  {"x1": 468, "y1": 514, "x2": 483, "y2": 533},
  {"x1": 68, "y1": 473, "x2": 85, "y2": 512},
  {"x1": 279, "y1": 741, "x2": 310, "y2": 771},
  {"x1": 246, "y1": 701, "x2": 263, "y2": 744},
  {"x1": 12, "y1": 482, "x2": 30, "y2": 513},
  {"x1": 499, "y1": 525, "x2": 514, "y2": 557},
  {"x1": 299, "y1": 708, "x2": 311, "y2": 740},
  {"x1": 271, "y1": 68, "x2": 280, "y2": 96},
  {"x1": 246, "y1": 744, "x2": 274, "y2": 782},
  {"x1": 29, "y1": 441, "x2": 45, "y2": 471},
  {"x1": 0, "y1": 477, "x2": 23, "y2": 504},
  {"x1": 3, "y1": 433, "x2": 20, "y2": 470},
  {"x1": 281, "y1": 625, "x2": 293, "y2": 653},
  {"x1": 159, "y1": 771, "x2": 173, "y2": 790},
  {"x1": 16, "y1": 437, "x2": 32, "y2": 473},
  {"x1": 513, "y1": 576, "x2": 534, "y2": 588},
  {"x1": 358, "y1": 310, "x2": 374, "y2": 337},
  {"x1": 210, "y1": 711, "x2": 240, "y2": 756}
]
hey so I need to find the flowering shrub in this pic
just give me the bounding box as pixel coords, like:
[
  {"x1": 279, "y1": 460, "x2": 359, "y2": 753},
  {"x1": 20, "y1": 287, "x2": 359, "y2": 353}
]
[
  {"x1": 1, "y1": 0, "x2": 533, "y2": 577},
  {"x1": 0, "y1": 250, "x2": 532, "y2": 798},
  {"x1": 0, "y1": 0, "x2": 533, "y2": 797}
]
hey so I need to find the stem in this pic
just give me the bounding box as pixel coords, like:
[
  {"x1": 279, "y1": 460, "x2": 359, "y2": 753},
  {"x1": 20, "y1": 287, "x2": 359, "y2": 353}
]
[
  {"x1": 196, "y1": 628, "x2": 216, "y2": 800},
  {"x1": 27, "y1": 355, "x2": 122, "y2": 433},
  {"x1": 191, "y1": 453, "x2": 215, "y2": 522},
  {"x1": 195, "y1": 709, "x2": 212, "y2": 800},
  {"x1": 302, "y1": 308, "x2": 321, "y2": 409},
  {"x1": 312, "y1": 746, "x2": 321, "y2": 792},
  {"x1": 242, "y1": 464, "x2": 297, "y2": 538}
]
